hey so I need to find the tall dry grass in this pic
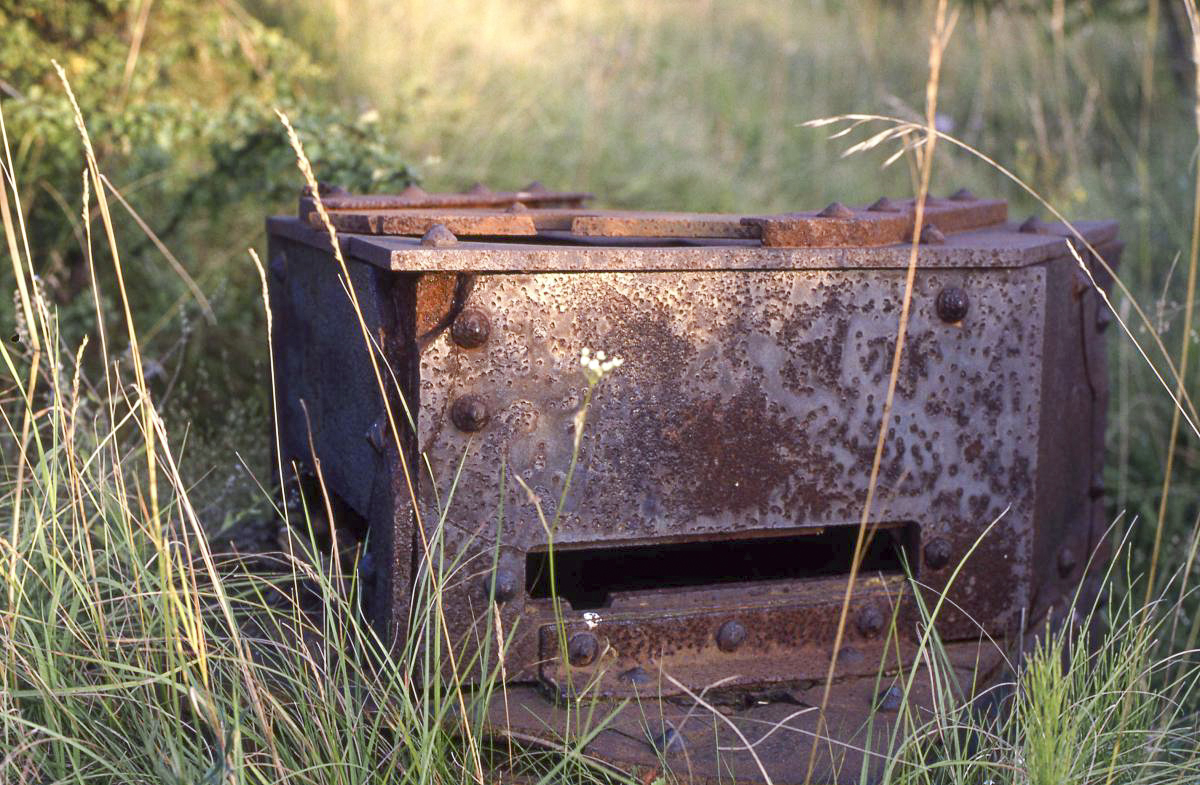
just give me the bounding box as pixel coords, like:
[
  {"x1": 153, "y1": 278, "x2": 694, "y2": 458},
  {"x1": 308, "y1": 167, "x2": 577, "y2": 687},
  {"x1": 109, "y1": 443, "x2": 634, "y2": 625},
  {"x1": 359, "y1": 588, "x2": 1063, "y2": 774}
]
[{"x1": 5, "y1": 2, "x2": 1200, "y2": 784}]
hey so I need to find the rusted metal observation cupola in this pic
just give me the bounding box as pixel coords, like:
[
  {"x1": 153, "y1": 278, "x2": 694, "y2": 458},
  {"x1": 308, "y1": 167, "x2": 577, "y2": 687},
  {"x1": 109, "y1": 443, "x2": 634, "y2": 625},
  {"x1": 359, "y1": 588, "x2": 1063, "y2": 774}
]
[{"x1": 266, "y1": 183, "x2": 1118, "y2": 783}]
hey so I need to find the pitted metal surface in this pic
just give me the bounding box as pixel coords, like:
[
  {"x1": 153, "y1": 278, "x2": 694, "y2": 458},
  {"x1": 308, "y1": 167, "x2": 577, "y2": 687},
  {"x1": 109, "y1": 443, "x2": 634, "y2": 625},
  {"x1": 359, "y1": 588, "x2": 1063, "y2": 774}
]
[{"x1": 267, "y1": 186, "x2": 1118, "y2": 785}]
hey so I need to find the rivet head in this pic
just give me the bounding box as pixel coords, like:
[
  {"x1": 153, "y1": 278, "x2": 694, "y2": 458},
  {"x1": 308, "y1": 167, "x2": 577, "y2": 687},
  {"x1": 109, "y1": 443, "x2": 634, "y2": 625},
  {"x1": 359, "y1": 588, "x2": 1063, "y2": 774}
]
[
  {"x1": 1019, "y1": 215, "x2": 1048, "y2": 234},
  {"x1": 451, "y1": 308, "x2": 491, "y2": 349},
  {"x1": 450, "y1": 395, "x2": 489, "y2": 432},
  {"x1": 1096, "y1": 307, "x2": 1113, "y2": 332},
  {"x1": 366, "y1": 417, "x2": 387, "y2": 453},
  {"x1": 876, "y1": 685, "x2": 903, "y2": 713},
  {"x1": 856, "y1": 604, "x2": 885, "y2": 638},
  {"x1": 1090, "y1": 470, "x2": 1105, "y2": 499},
  {"x1": 919, "y1": 223, "x2": 946, "y2": 245},
  {"x1": 949, "y1": 187, "x2": 976, "y2": 201},
  {"x1": 817, "y1": 201, "x2": 855, "y2": 219},
  {"x1": 936, "y1": 286, "x2": 969, "y2": 323},
  {"x1": 567, "y1": 632, "x2": 599, "y2": 666},
  {"x1": 467, "y1": 182, "x2": 491, "y2": 195},
  {"x1": 399, "y1": 184, "x2": 429, "y2": 203},
  {"x1": 1057, "y1": 546, "x2": 1077, "y2": 578},
  {"x1": 650, "y1": 724, "x2": 684, "y2": 755},
  {"x1": 269, "y1": 252, "x2": 288, "y2": 282},
  {"x1": 619, "y1": 666, "x2": 651, "y2": 685},
  {"x1": 481, "y1": 567, "x2": 518, "y2": 603},
  {"x1": 421, "y1": 224, "x2": 458, "y2": 248},
  {"x1": 715, "y1": 620, "x2": 747, "y2": 652},
  {"x1": 925, "y1": 537, "x2": 952, "y2": 570},
  {"x1": 868, "y1": 196, "x2": 902, "y2": 213}
]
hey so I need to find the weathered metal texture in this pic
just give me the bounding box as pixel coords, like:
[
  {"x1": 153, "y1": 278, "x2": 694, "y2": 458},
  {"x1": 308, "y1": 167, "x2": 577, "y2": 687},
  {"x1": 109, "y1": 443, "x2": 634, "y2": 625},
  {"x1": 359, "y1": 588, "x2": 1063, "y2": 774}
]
[
  {"x1": 314, "y1": 208, "x2": 540, "y2": 237},
  {"x1": 489, "y1": 640, "x2": 1005, "y2": 784},
  {"x1": 416, "y1": 264, "x2": 1052, "y2": 691},
  {"x1": 537, "y1": 576, "x2": 916, "y2": 697},
  {"x1": 743, "y1": 197, "x2": 1007, "y2": 247},
  {"x1": 266, "y1": 189, "x2": 1118, "y2": 785},
  {"x1": 570, "y1": 210, "x2": 762, "y2": 239},
  {"x1": 266, "y1": 233, "x2": 421, "y2": 640}
]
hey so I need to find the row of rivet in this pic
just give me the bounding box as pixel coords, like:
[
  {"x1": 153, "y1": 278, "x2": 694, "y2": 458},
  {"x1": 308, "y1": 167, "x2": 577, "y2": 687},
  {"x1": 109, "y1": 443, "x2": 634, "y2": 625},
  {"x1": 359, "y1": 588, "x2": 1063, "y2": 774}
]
[{"x1": 559, "y1": 600, "x2": 887, "y2": 671}]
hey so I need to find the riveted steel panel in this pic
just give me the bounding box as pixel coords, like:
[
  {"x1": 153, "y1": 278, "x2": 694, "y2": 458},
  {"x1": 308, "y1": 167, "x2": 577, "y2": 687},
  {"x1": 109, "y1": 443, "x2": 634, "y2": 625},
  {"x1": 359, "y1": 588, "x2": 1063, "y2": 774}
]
[{"x1": 267, "y1": 186, "x2": 1119, "y2": 785}]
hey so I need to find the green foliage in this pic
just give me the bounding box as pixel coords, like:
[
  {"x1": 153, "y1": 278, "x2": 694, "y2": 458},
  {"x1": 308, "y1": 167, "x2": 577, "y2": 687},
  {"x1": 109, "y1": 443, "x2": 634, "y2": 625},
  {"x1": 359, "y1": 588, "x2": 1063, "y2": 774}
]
[
  {"x1": 0, "y1": 1, "x2": 417, "y2": 515},
  {"x1": 0, "y1": 0, "x2": 413, "y2": 332}
]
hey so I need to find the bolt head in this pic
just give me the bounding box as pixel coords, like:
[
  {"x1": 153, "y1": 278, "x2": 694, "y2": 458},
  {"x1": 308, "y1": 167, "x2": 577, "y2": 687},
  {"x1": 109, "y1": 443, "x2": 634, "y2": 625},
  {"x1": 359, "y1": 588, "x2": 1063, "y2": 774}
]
[
  {"x1": 856, "y1": 604, "x2": 885, "y2": 638},
  {"x1": 868, "y1": 196, "x2": 901, "y2": 213},
  {"x1": 925, "y1": 537, "x2": 953, "y2": 570},
  {"x1": 715, "y1": 620, "x2": 747, "y2": 652},
  {"x1": 567, "y1": 632, "x2": 599, "y2": 667},
  {"x1": 817, "y1": 201, "x2": 855, "y2": 219},
  {"x1": 876, "y1": 685, "x2": 903, "y2": 713},
  {"x1": 650, "y1": 725, "x2": 684, "y2": 755},
  {"x1": 450, "y1": 395, "x2": 490, "y2": 432},
  {"x1": 919, "y1": 223, "x2": 946, "y2": 245},
  {"x1": 481, "y1": 567, "x2": 518, "y2": 603},
  {"x1": 1019, "y1": 215, "x2": 1047, "y2": 234},
  {"x1": 936, "y1": 286, "x2": 970, "y2": 323},
  {"x1": 619, "y1": 666, "x2": 651, "y2": 685},
  {"x1": 451, "y1": 308, "x2": 491, "y2": 349},
  {"x1": 421, "y1": 223, "x2": 458, "y2": 248}
]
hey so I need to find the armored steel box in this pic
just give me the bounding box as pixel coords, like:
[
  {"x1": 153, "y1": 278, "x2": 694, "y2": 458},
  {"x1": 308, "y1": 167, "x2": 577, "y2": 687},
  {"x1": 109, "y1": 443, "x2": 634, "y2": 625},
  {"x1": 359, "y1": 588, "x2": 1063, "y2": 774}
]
[{"x1": 266, "y1": 185, "x2": 1118, "y2": 783}]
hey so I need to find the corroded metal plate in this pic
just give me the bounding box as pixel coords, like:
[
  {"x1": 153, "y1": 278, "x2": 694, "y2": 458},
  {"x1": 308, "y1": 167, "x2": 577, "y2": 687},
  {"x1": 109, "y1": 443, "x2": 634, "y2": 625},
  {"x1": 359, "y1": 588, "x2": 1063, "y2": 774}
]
[{"x1": 267, "y1": 187, "x2": 1117, "y2": 785}]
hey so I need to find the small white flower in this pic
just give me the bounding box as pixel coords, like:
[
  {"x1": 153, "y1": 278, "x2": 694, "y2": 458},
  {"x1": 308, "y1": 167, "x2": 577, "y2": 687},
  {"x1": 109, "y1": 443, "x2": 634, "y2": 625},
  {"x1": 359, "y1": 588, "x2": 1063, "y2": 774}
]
[
  {"x1": 583, "y1": 611, "x2": 601, "y2": 629},
  {"x1": 580, "y1": 346, "x2": 624, "y2": 386}
]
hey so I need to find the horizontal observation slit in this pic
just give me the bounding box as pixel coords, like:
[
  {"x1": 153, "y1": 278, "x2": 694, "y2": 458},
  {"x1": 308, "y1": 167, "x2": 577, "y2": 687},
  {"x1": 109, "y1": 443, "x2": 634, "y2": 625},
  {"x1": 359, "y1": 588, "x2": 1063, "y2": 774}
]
[{"x1": 525, "y1": 523, "x2": 918, "y2": 610}]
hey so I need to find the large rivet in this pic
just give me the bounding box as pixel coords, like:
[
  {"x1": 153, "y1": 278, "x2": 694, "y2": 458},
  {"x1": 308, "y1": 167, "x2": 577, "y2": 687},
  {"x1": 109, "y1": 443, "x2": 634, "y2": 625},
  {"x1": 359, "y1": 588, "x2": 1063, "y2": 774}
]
[
  {"x1": 817, "y1": 201, "x2": 855, "y2": 219},
  {"x1": 1019, "y1": 215, "x2": 1048, "y2": 234},
  {"x1": 567, "y1": 632, "x2": 599, "y2": 666},
  {"x1": 925, "y1": 537, "x2": 952, "y2": 570},
  {"x1": 450, "y1": 395, "x2": 489, "y2": 432},
  {"x1": 876, "y1": 685, "x2": 903, "y2": 713},
  {"x1": 716, "y1": 620, "x2": 747, "y2": 652},
  {"x1": 451, "y1": 308, "x2": 491, "y2": 349},
  {"x1": 398, "y1": 184, "x2": 429, "y2": 203},
  {"x1": 650, "y1": 724, "x2": 684, "y2": 755},
  {"x1": 619, "y1": 666, "x2": 651, "y2": 685},
  {"x1": 868, "y1": 196, "x2": 902, "y2": 213},
  {"x1": 936, "y1": 286, "x2": 969, "y2": 323},
  {"x1": 856, "y1": 604, "x2": 885, "y2": 638},
  {"x1": 919, "y1": 223, "x2": 946, "y2": 245},
  {"x1": 421, "y1": 224, "x2": 458, "y2": 248},
  {"x1": 481, "y1": 567, "x2": 518, "y2": 603},
  {"x1": 1057, "y1": 546, "x2": 1077, "y2": 578},
  {"x1": 269, "y1": 251, "x2": 288, "y2": 282}
]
